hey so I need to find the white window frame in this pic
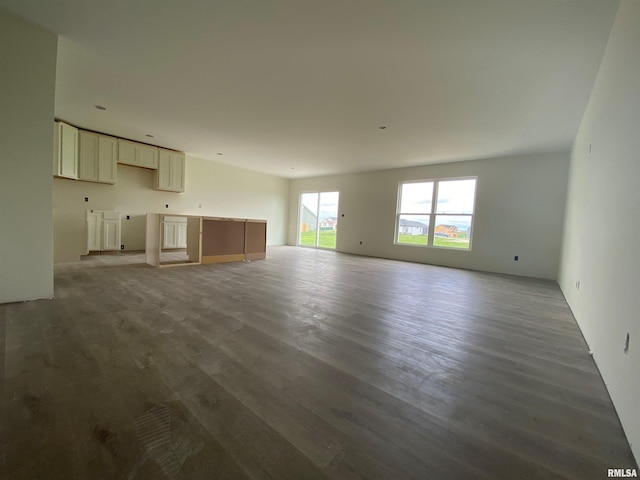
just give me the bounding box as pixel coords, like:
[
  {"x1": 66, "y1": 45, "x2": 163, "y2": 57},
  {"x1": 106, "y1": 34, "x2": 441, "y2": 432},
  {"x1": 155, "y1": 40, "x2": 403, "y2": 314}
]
[{"x1": 395, "y1": 176, "x2": 477, "y2": 251}]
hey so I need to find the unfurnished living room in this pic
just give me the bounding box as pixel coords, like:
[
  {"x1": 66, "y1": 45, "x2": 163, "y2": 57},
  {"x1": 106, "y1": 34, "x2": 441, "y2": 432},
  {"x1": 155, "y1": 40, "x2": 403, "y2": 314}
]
[{"x1": 0, "y1": 1, "x2": 638, "y2": 479}]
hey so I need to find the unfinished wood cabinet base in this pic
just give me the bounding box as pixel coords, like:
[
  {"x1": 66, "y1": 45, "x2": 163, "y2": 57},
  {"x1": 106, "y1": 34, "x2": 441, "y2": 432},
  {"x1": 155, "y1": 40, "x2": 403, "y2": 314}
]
[
  {"x1": 146, "y1": 214, "x2": 266, "y2": 267},
  {"x1": 201, "y1": 254, "x2": 246, "y2": 265}
]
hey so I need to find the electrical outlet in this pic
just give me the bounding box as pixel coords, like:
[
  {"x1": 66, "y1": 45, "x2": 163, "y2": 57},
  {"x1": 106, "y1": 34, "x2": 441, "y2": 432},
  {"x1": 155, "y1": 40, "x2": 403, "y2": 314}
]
[
  {"x1": 84, "y1": 197, "x2": 88, "y2": 202},
  {"x1": 359, "y1": 241, "x2": 363, "y2": 245},
  {"x1": 514, "y1": 255, "x2": 519, "y2": 261},
  {"x1": 165, "y1": 204, "x2": 169, "y2": 208},
  {"x1": 120, "y1": 244, "x2": 124, "y2": 250},
  {"x1": 126, "y1": 215, "x2": 130, "y2": 220}
]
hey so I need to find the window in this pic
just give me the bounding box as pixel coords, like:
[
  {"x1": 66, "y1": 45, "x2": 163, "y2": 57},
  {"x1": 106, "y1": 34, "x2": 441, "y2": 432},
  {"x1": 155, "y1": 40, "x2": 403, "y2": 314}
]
[
  {"x1": 396, "y1": 181, "x2": 433, "y2": 246},
  {"x1": 395, "y1": 177, "x2": 476, "y2": 250}
]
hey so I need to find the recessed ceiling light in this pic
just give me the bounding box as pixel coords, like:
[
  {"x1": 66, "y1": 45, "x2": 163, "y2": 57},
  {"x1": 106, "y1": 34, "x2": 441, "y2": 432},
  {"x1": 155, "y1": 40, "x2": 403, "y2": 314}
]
[
  {"x1": 216, "y1": 152, "x2": 223, "y2": 156},
  {"x1": 145, "y1": 134, "x2": 154, "y2": 138},
  {"x1": 379, "y1": 126, "x2": 387, "y2": 129},
  {"x1": 94, "y1": 105, "x2": 107, "y2": 111}
]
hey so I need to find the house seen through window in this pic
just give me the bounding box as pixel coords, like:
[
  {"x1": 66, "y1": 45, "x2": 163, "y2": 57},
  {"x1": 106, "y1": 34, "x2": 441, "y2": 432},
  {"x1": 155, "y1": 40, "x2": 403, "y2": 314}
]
[{"x1": 396, "y1": 178, "x2": 477, "y2": 250}]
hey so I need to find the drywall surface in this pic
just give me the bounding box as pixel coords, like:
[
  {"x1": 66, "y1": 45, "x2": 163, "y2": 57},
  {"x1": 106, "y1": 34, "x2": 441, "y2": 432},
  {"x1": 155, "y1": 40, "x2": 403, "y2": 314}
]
[
  {"x1": 0, "y1": 10, "x2": 57, "y2": 303},
  {"x1": 53, "y1": 156, "x2": 289, "y2": 262},
  {"x1": 559, "y1": 0, "x2": 640, "y2": 463},
  {"x1": 289, "y1": 152, "x2": 569, "y2": 280}
]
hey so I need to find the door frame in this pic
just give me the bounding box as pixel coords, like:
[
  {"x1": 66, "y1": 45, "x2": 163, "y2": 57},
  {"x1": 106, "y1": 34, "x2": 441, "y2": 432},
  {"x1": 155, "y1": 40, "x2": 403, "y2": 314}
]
[{"x1": 297, "y1": 190, "x2": 339, "y2": 250}]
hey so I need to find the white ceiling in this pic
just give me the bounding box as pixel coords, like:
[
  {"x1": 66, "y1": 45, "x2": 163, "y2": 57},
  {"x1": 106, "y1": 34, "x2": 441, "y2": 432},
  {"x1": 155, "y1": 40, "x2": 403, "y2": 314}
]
[{"x1": 1, "y1": 0, "x2": 619, "y2": 178}]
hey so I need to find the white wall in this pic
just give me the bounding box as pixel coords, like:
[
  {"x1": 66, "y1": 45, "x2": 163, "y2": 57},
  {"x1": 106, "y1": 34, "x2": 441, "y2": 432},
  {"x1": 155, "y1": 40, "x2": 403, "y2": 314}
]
[
  {"x1": 289, "y1": 152, "x2": 569, "y2": 280},
  {"x1": 559, "y1": 0, "x2": 640, "y2": 462},
  {"x1": 0, "y1": 10, "x2": 57, "y2": 303},
  {"x1": 53, "y1": 155, "x2": 289, "y2": 262}
]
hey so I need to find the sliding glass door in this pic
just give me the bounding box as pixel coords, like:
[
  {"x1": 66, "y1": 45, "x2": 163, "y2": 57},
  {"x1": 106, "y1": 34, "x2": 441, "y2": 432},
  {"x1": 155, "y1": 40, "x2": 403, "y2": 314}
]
[{"x1": 299, "y1": 191, "x2": 339, "y2": 249}]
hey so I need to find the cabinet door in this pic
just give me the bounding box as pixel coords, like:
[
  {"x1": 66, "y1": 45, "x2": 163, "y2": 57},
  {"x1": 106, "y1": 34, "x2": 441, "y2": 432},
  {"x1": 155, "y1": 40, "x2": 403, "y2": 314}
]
[
  {"x1": 78, "y1": 131, "x2": 99, "y2": 182},
  {"x1": 155, "y1": 150, "x2": 185, "y2": 192},
  {"x1": 156, "y1": 150, "x2": 172, "y2": 190},
  {"x1": 177, "y1": 223, "x2": 188, "y2": 248},
  {"x1": 138, "y1": 144, "x2": 158, "y2": 169},
  {"x1": 163, "y1": 222, "x2": 178, "y2": 248},
  {"x1": 171, "y1": 154, "x2": 185, "y2": 192},
  {"x1": 118, "y1": 140, "x2": 137, "y2": 166},
  {"x1": 102, "y1": 212, "x2": 121, "y2": 251},
  {"x1": 98, "y1": 135, "x2": 117, "y2": 183},
  {"x1": 56, "y1": 122, "x2": 79, "y2": 179},
  {"x1": 53, "y1": 122, "x2": 58, "y2": 174},
  {"x1": 86, "y1": 211, "x2": 102, "y2": 252}
]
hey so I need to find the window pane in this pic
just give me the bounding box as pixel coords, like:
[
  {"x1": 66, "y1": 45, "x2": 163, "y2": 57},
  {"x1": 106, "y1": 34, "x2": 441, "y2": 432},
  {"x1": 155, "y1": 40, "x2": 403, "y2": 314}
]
[
  {"x1": 434, "y1": 215, "x2": 472, "y2": 249},
  {"x1": 318, "y1": 191, "x2": 339, "y2": 249},
  {"x1": 397, "y1": 215, "x2": 429, "y2": 245},
  {"x1": 436, "y1": 179, "x2": 476, "y2": 214},
  {"x1": 299, "y1": 193, "x2": 318, "y2": 246},
  {"x1": 400, "y1": 182, "x2": 433, "y2": 213}
]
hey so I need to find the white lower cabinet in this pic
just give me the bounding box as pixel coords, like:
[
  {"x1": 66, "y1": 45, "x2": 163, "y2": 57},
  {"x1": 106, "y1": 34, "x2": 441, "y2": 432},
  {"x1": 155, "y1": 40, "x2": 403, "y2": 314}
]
[
  {"x1": 162, "y1": 216, "x2": 188, "y2": 248},
  {"x1": 86, "y1": 210, "x2": 121, "y2": 253},
  {"x1": 87, "y1": 211, "x2": 102, "y2": 252}
]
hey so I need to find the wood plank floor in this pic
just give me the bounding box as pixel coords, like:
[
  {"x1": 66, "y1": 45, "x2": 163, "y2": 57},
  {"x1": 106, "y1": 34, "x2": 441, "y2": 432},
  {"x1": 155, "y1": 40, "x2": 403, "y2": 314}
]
[{"x1": 0, "y1": 246, "x2": 636, "y2": 479}]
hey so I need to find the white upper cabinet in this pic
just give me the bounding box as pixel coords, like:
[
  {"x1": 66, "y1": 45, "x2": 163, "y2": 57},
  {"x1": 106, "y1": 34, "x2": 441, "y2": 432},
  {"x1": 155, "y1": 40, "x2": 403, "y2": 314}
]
[
  {"x1": 155, "y1": 149, "x2": 185, "y2": 193},
  {"x1": 138, "y1": 143, "x2": 158, "y2": 169},
  {"x1": 118, "y1": 139, "x2": 158, "y2": 169},
  {"x1": 79, "y1": 130, "x2": 117, "y2": 184},
  {"x1": 53, "y1": 122, "x2": 186, "y2": 191},
  {"x1": 79, "y1": 131, "x2": 99, "y2": 182},
  {"x1": 98, "y1": 135, "x2": 118, "y2": 183},
  {"x1": 118, "y1": 139, "x2": 136, "y2": 165},
  {"x1": 53, "y1": 121, "x2": 78, "y2": 179}
]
